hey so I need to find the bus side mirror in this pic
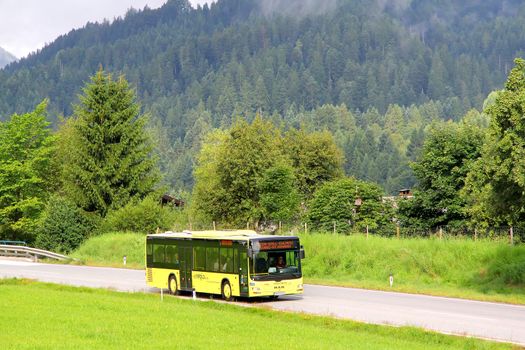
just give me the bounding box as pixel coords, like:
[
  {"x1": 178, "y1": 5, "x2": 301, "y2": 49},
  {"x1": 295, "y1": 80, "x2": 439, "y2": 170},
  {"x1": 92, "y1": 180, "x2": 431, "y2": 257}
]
[{"x1": 300, "y1": 248, "x2": 305, "y2": 259}]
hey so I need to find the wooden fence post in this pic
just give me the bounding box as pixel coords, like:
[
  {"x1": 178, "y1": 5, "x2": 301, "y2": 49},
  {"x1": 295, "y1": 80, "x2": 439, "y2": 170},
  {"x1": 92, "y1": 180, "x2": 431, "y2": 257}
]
[
  {"x1": 366, "y1": 225, "x2": 369, "y2": 239},
  {"x1": 396, "y1": 224, "x2": 400, "y2": 239},
  {"x1": 474, "y1": 228, "x2": 477, "y2": 241},
  {"x1": 213, "y1": 221, "x2": 216, "y2": 231},
  {"x1": 333, "y1": 221, "x2": 336, "y2": 235}
]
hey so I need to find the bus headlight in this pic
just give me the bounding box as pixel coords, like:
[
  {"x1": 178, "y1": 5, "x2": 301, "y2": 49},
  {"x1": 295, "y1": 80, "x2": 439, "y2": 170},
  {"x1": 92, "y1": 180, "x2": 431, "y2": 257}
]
[{"x1": 297, "y1": 284, "x2": 303, "y2": 290}]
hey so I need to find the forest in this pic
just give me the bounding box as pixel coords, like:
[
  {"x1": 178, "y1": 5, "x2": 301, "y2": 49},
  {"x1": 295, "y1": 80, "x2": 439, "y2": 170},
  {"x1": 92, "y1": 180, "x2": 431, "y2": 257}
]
[
  {"x1": 2, "y1": 0, "x2": 525, "y2": 249},
  {"x1": 1, "y1": 0, "x2": 525, "y2": 193}
]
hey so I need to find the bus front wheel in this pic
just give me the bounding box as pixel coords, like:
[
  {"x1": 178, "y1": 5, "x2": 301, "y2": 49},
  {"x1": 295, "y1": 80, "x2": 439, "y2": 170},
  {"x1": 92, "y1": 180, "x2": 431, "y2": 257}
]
[
  {"x1": 221, "y1": 280, "x2": 233, "y2": 301},
  {"x1": 168, "y1": 275, "x2": 178, "y2": 295}
]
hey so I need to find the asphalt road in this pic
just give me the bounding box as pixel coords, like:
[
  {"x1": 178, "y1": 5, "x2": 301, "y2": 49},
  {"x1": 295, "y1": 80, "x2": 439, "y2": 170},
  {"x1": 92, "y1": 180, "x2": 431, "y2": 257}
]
[{"x1": 1, "y1": 259, "x2": 524, "y2": 345}]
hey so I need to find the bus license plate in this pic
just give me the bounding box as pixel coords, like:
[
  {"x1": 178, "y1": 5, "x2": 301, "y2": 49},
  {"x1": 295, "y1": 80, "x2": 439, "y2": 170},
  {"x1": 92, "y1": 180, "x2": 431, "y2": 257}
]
[{"x1": 274, "y1": 292, "x2": 285, "y2": 296}]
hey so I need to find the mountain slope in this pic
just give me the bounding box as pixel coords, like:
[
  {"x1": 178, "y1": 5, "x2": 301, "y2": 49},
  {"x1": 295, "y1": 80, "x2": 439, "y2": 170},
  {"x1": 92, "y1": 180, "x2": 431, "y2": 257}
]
[
  {"x1": 1, "y1": 0, "x2": 524, "y2": 192},
  {"x1": 2, "y1": 0, "x2": 524, "y2": 120},
  {"x1": 0, "y1": 47, "x2": 16, "y2": 68}
]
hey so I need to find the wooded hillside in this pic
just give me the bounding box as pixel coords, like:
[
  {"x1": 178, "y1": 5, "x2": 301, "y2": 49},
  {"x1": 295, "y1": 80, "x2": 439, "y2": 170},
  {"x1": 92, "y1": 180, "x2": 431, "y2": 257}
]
[{"x1": 1, "y1": 0, "x2": 525, "y2": 192}]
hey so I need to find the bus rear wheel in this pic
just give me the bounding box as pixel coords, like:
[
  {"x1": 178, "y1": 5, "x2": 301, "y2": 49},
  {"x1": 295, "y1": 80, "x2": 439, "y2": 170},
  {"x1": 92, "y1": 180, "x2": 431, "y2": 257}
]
[
  {"x1": 221, "y1": 280, "x2": 233, "y2": 301},
  {"x1": 168, "y1": 275, "x2": 178, "y2": 295}
]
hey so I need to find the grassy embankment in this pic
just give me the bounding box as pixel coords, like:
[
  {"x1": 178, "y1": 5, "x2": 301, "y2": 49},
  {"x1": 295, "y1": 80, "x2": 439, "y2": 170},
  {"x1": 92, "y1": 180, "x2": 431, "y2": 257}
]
[
  {"x1": 0, "y1": 279, "x2": 518, "y2": 350},
  {"x1": 300, "y1": 234, "x2": 525, "y2": 304},
  {"x1": 70, "y1": 232, "x2": 525, "y2": 304}
]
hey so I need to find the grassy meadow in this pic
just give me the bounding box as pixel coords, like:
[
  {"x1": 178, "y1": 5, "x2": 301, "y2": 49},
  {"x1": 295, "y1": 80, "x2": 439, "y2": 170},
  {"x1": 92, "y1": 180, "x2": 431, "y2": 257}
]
[
  {"x1": 71, "y1": 232, "x2": 145, "y2": 268},
  {"x1": 0, "y1": 279, "x2": 518, "y2": 350},
  {"x1": 69, "y1": 232, "x2": 525, "y2": 304},
  {"x1": 299, "y1": 233, "x2": 525, "y2": 304}
]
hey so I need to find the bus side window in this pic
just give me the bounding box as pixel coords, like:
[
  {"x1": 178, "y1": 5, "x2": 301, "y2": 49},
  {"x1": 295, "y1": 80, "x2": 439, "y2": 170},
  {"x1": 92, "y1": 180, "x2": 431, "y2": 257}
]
[
  {"x1": 194, "y1": 246, "x2": 206, "y2": 271},
  {"x1": 206, "y1": 247, "x2": 219, "y2": 272},
  {"x1": 165, "y1": 244, "x2": 179, "y2": 268},
  {"x1": 153, "y1": 244, "x2": 165, "y2": 264},
  {"x1": 220, "y1": 247, "x2": 233, "y2": 273}
]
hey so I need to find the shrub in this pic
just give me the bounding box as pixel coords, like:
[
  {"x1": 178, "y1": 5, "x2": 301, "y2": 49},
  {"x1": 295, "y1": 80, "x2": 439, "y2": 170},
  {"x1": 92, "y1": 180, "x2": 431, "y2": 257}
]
[
  {"x1": 307, "y1": 177, "x2": 393, "y2": 233},
  {"x1": 35, "y1": 196, "x2": 99, "y2": 253},
  {"x1": 101, "y1": 195, "x2": 177, "y2": 234}
]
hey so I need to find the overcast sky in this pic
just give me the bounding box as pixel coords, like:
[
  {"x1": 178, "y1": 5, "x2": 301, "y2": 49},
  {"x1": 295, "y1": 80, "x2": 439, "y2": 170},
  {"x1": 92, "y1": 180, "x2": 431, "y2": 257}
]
[{"x1": 0, "y1": 0, "x2": 212, "y2": 58}]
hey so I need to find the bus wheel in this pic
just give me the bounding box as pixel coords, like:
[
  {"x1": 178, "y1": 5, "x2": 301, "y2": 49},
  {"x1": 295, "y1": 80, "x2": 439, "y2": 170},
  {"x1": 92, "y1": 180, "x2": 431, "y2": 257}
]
[
  {"x1": 168, "y1": 275, "x2": 178, "y2": 295},
  {"x1": 221, "y1": 280, "x2": 233, "y2": 301}
]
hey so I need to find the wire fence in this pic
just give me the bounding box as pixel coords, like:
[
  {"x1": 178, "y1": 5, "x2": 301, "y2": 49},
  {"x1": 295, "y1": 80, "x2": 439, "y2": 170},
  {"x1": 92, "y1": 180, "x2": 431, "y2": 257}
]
[{"x1": 164, "y1": 220, "x2": 524, "y2": 244}]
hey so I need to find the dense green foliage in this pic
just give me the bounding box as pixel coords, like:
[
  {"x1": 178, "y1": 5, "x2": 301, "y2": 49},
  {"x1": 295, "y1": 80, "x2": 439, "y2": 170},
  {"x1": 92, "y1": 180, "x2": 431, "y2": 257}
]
[
  {"x1": 258, "y1": 165, "x2": 300, "y2": 222},
  {"x1": 35, "y1": 196, "x2": 99, "y2": 253},
  {"x1": 62, "y1": 70, "x2": 158, "y2": 216},
  {"x1": 399, "y1": 117, "x2": 486, "y2": 229},
  {"x1": 2, "y1": 0, "x2": 521, "y2": 118},
  {"x1": 464, "y1": 58, "x2": 525, "y2": 227},
  {"x1": 1, "y1": 280, "x2": 510, "y2": 350},
  {"x1": 3, "y1": 1, "x2": 525, "y2": 241},
  {"x1": 0, "y1": 101, "x2": 56, "y2": 241},
  {"x1": 3, "y1": 0, "x2": 525, "y2": 193},
  {"x1": 101, "y1": 196, "x2": 179, "y2": 234},
  {"x1": 284, "y1": 127, "x2": 344, "y2": 197},
  {"x1": 192, "y1": 117, "x2": 343, "y2": 224},
  {"x1": 307, "y1": 178, "x2": 393, "y2": 233}
]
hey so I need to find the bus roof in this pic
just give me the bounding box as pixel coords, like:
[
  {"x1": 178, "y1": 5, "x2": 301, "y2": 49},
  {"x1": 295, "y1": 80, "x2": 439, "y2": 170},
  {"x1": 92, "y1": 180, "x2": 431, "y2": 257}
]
[{"x1": 146, "y1": 230, "x2": 298, "y2": 242}]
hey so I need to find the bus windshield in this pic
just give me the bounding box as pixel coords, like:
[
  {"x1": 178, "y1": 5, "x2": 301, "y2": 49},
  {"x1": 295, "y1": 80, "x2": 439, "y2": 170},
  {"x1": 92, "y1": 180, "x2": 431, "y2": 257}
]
[{"x1": 251, "y1": 250, "x2": 300, "y2": 275}]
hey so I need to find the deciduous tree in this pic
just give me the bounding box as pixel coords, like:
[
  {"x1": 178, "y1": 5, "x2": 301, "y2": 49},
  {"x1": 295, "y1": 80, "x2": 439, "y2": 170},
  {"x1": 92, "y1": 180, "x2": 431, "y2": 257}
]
[
  {"x1": 463, "y1": 58, "x2": 525, "y2": 226},
  {"x1": 0, "y1": 101, "x2": 56, "y2": 241}
]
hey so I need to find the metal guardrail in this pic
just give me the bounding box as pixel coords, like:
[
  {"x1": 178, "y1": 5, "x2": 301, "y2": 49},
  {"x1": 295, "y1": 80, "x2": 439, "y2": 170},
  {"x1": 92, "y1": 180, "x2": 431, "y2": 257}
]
[{"x1": 0, "y1": 245, "x2": 71, "y2": 261}]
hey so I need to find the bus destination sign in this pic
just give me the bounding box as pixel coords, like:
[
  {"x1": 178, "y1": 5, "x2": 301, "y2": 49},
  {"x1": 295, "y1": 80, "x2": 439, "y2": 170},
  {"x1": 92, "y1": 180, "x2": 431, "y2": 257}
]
[{"x1": 259, "y1": 240, "x2": 295, "y2": 250}]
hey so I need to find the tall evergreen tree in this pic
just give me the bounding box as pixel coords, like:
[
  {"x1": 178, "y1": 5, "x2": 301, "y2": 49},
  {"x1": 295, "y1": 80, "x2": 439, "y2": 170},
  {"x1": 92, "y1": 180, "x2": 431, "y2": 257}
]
[{"x1": 63, "y1": 70, "x2": 159, "y2": 216}]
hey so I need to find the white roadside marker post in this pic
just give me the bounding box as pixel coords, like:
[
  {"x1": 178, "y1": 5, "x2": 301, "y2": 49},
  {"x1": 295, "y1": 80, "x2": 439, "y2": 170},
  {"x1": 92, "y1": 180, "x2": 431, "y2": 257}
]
[{"x1": 389, "y1": 274, "x2": 394, "y2": 287}]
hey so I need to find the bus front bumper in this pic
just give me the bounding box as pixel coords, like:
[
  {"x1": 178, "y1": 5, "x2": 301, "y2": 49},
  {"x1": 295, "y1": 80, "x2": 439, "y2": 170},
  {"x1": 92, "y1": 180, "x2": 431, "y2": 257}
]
[{"x1": 248, "y1": 278, "x2": 304, "y2": 297}]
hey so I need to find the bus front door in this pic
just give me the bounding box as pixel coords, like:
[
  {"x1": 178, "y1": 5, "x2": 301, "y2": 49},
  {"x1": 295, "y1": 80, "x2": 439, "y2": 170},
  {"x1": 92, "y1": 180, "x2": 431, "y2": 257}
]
[
  {"x1": 238, "y1": 250, "x2": 248, "y2": 296},
  {"x1": 180, "y1": 246, "x2": 193, "y2": 290}
]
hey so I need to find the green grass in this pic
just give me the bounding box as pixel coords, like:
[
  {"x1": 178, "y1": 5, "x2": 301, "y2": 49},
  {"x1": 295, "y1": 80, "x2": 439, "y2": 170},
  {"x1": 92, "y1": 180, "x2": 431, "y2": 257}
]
[
  {"x1": 71, "y1": 232, "x2": 145, "y2": 268},
  {"x1": 69, "y1": 232, "x2": 525, "y2": 304},
  {"x1": 300, "y1": 233, "x2": 525, "y2": 304},
  {"x1": 0, "y1": 279, "x2": 519, "y2": 350}
]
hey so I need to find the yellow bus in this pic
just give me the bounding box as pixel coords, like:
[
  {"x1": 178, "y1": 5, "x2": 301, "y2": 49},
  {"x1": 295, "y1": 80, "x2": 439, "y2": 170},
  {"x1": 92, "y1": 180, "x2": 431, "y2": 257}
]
[{"x1": 145, "y1": 230, "x2": 305, "y2": 300}]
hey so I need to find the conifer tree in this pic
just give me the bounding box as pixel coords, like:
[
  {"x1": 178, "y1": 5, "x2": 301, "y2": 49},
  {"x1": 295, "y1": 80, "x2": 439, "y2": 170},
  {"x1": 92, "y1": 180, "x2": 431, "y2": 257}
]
[{"x1": 63, "y1": 70, "x2": 159, "y2": 216}]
